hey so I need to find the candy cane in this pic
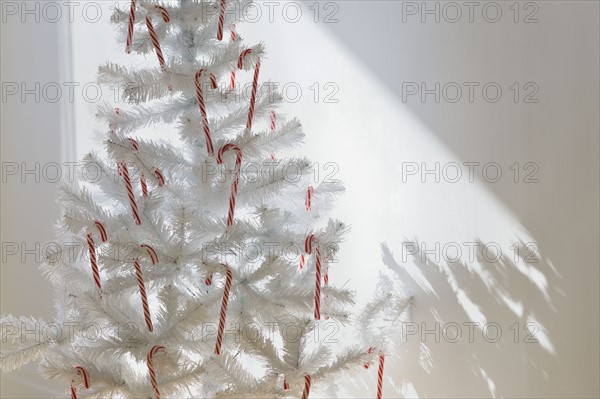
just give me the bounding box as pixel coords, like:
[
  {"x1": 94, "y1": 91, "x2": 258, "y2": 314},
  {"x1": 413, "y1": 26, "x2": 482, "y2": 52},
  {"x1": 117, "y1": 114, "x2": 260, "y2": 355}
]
[
  {"x1": 229, "y1": 24, "x2": 237, "y2": 90},
  {"x1": 134, "y1": 258, "x2": 153, "y2": 332},
  {"x1": 195, "y1": 69, "x2": 218, "y2": 156},
  {"x1": 118, "y1": 162, "x2": 141, "y2": 225},
  {"x1": 376, "y1": 353, "x2": 385, "y2": 399},
  {"x1": 93, "y1": 221, "x2": 108, "y2": 243},
  {"x1": 238, "y1": 49, "x2": 261, "y2": 133},
  {"x1": 363, "y1": 346, "x2": 376, "y2": 369},
  {"x1": 128, "y1": 137, "x2": 139, "y2": 150},
  {"x1": 270, "y1": 111, "x2": 276, "y2": 131},
  {"x1": 283, "y1": 376, "x2": 289, "y2": 391},
  {"x1": 147, "y1": 345, "x2": 166, "y2": 399},
  {"x1": 299, "y1": 254, "x2": 305, "y2": 270},
  {"x1": 141, "y1": 244, "x2": 159, "y2": 265},
  {"x1": 70, "y1": 366, "x2": 90, "y2": 399},
  {"x1": 301, "y1": 374, "x2": 311, "y2": 399},
  {"x1": 86, "y1": 232, "x2": 102, "y2": 299},
  {"x1": 146, "y1": 5, "x2": 170, "y2": 70},
  {"x1": 305, "y1": 234, "x2": 322, "y2": 319},
  {"x1": 128, "y1": 138, "x2": 149, "y2": 197},
  {"x1": 140, "y1": 173, "x2": 149, "y2": 197},
  {"x1": 270, "y1": 111, "x2": 276, "y2": 160},
  {"x1": 125, "y1": 0, "x2": 137, "y2": 53},
  {"x1": 205, "y1": 273, "x2": 213, "y2": 286},
  {"x1": 306, "y1": 186, "x2": 313, "y2": 211},
  {"x1": 217, "y1": 0, "x2": 226, "y2": 40},
  {"x1": 215, "y1": 264, "x2": 233, "y2": 355},
  {"x1": 154, "y1": 168, "x2": 165, "y2": 186},
  {"x1": 216, "y1": 144, "x2": 243, "y2": 230}
]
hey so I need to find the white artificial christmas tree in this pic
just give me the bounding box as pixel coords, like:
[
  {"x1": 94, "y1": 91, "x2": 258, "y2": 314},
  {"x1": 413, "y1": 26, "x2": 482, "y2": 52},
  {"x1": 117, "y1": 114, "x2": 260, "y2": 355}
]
[{"x1": 1, "y1": 1, "x2": 411, "y2": 397}]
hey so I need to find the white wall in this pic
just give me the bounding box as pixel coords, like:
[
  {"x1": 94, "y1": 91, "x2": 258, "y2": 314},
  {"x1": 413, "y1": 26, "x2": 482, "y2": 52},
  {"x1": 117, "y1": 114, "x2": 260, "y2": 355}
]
[
  {"x1": 1, "y1": 3, "x2": 69, "y2": 396},
  {"x1": 1, "y1": 1, "x2": 598, "y2": 397}
]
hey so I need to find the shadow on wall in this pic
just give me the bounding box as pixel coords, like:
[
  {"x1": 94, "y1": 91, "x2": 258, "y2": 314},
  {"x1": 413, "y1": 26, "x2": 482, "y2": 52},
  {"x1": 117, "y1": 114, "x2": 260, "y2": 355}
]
[{"x1": 369, "y1": 240, "x2": 563, "y2": 398}]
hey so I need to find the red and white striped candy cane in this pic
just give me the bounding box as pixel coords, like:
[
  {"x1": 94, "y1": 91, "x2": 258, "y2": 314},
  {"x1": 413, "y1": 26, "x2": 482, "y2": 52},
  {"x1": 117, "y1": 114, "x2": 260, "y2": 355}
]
[
  {"x1": 141, "y1": 244, "x2": 159, "y2": 265},
  {"x1": 214, "y1": 264, "x2": 233, "y2": 355},
  {"x1": 125, "y1": 0, "x2": 137, "y2": 53},
  {"x1": 118, "y1": 162, "x2": 142, "y2": 225},
  {"x1": 128, "y1": 138, "x2": 149, "y2": 197},
  {"x1": 216, "y1": 144, "x2": 243, "y2": 230},
  {"x1": 305, "y1": 235, "x2": 322, "y2": 320},
  {"x1": 301, "y1": 374, "x2": 312, "y2": 399},
  {"x1": 195, "y1": 69, "x2": 218, "y2": 156},
  {"x1": 86, "y1": 232, "x2": 102, "y2": 299},
  {"x1": 217, "y1": 0, "x2": 226, "y2": 40},
  {"x1": 134, "y1": 258, "x2": 153, "y2": 332},
  {"x1": 154, "y1": 168, "x2": 165, "y2": 186},
  {"x1": 270, "y1": 111, "x2": 276, "y2": 131},
  {"x1": 229, "y1": 24, "x2": 237, "y2": 90},
  {"x1": 363, "y1": 346, "x2": 376, "y2": 369},
  {"x1": 128, "y1": 137, "x2": 139, "y2": 150},
  {"x1": 283, "y1": 376, "x2": 289, "y2": 391},
  {"x1": 376, "y1": 352, "x2": 385, "y2": 399},
  {"x1": 269, "y1": 111, "x2": 276, "y2": 160},
  {"x1": 146, "y1": 5, "x2": 170, "y2": 70},
  {"x1": 147, "y1": 345, "x2": 166, "y2": 399},
  {"x1": 93, "y1": 221, "x2": 108, "y2": 243},
  {"x1": 70, "y1": 366, "x2": 90, "y2": 399},
  {"x1": 238, "y1": 49, "x2": 261, "y2": 133},
  {"x1": 306, "y1": 186, "x2": 313, "y2": 211},
  {"x1": 140, "y1": 173, "x2": 149, "y2": 197}
]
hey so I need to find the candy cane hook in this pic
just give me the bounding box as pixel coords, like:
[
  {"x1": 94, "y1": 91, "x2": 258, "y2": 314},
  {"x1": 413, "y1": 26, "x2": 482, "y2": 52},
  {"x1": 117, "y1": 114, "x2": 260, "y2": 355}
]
[
  {"x1": 363, "y1": 346, "x2": 376, "y2": 369},
  {"x1": 141, "y1": 244, "x2": 159, "y2": 265},
  {"x1": 70, "y1": 366, "x2": 90, "y2": 399},
  {"x1": 147, "y1": 345, "x2": 166, "y2": 399},
  {"x1": 301, "y1": 374, "x2": 312, "y2": 399},
  {"x1": 118, "y1": 162, "x2": 142, "y2": 225},
  {"x1": 216, "y1": 144, "x2": 243, "y2": 230},
  {"x1": 154, "y1": 168, "x2": 165, "y2": 186},
  {"x1": 238, "y1": 49, "x2": 261, "y2": 133},
  {"x1": 134, "y1": 258, "x2": 153, "y2": 332},
  {"x1": 125, "y1": 0, "x2": 137, "y2": 53},
  {"x1": 93, "y1": 221, "x2": 108, "y2": 243},
  {"x1": 195, "y1": 69, "x2": 218, "y2": 156},
  {"x1": 146, "y1": 5, "x2": 170, "y2": 70},
  {"x1": 215, "y1": 264, "x2": 233, "y2": 355},
  {"x1": 217, "y1": 0, "x2": 226, "y2": 40},
  {"x1": 305, "y1": 234, "x2": 322, "y2": 320}
]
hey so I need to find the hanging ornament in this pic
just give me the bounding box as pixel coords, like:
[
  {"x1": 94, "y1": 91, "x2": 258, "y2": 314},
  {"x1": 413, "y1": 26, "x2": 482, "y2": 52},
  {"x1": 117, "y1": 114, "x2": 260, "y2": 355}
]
[
  {"x1": 238, "y1": 49, "x2": 261, "y2": 134},
  {"x1": 118, "y1": 162, "x2": 142, "y2": 225},
  {"x1": 69, "y1": 366, "x2": 90, "y2": 399},
  {"x1": 134, "y1": 258, "x2": 153, "y2": 332},
  {"x1": 195, "y1": 69, "x2": 218, "y2": 156},
  {"x1": 230, "y1": 24, "x2": 237, "y2": 90},
  {"x1": 301, "y1": 374, "x2": 312, "y2": 399},
  {"x1": 216, "y1": 144, "x2": 243, "y2": 230},
  {"x1": 214, "y1": 264, "x2": 233, "y2": 355},
  {"x1": 125, "y1": 0, "x2": 137, "y2": 53},
  {"x1": 147, "y1": 345, "x2": 166, "y2": 399},
  {"x1": 305, "y1": 235, "x2": 322, "y2": 320},
  {"x1": 145, "y1": 5, "x2": 171, "y2": 70},
  {"x1": 217, "y1": 0, "x2": 227, "y2": 41}
]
